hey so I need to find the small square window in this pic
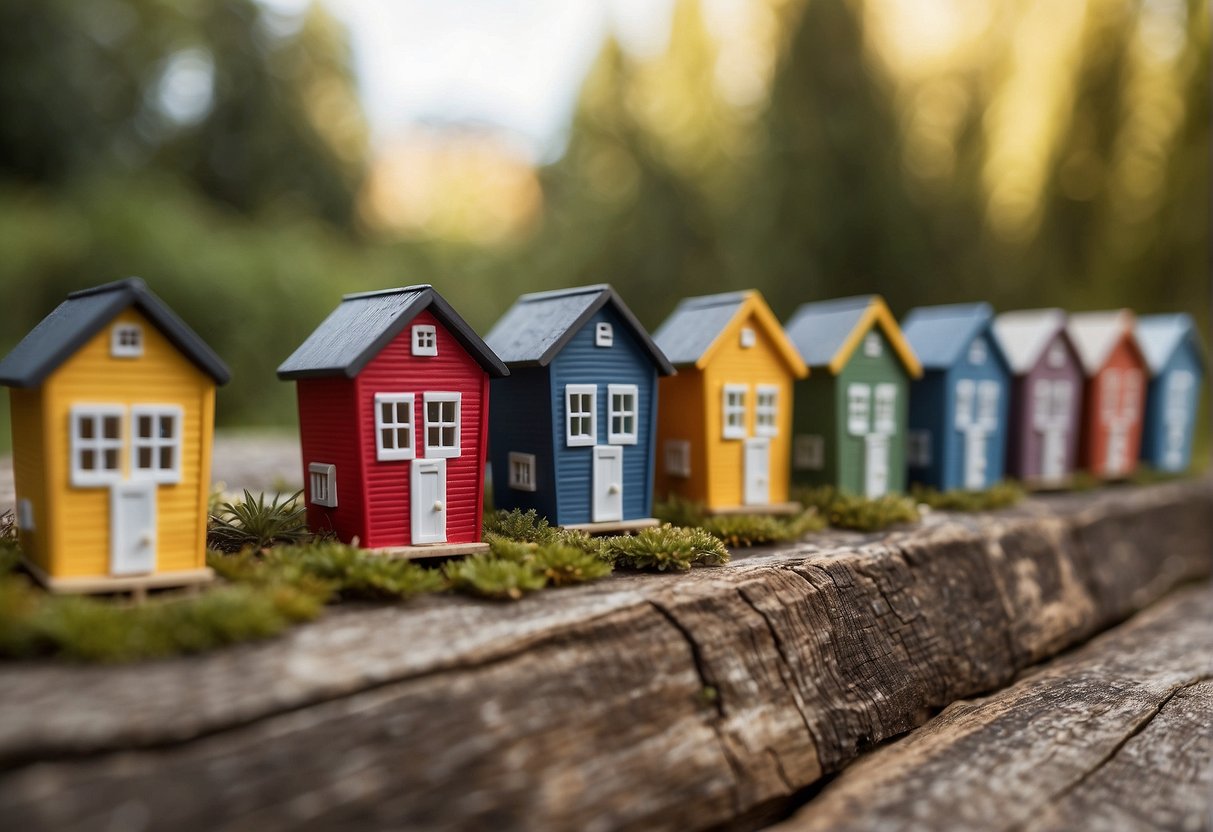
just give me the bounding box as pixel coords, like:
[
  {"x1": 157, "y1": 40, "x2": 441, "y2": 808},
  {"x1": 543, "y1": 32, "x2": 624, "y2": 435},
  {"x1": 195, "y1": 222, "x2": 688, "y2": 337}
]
[
  {"x1": 863, "y1": 332, "x2": 882, "y2": 358},
  {"x1": 412, "y1": 325, "x2": 438, "y2": 356},
  {"x1": 1046, "y1": 342, "x2": 1066, "y2": 369},
  {"x1": 111, "y1": 325, "x2": 143, "y2": 358},
  {"x1": 566, "y1": 384, "x2": 598, "y2": 446},
  {"x1": 968, "y1": 339, "x2": 987, "y2": 365},
  {"x1": 755, "y1": 386, "x2": 778, "y2": 437},
  {"x1": 375, "y1": 393, "x2": 415, "y2": 461},
  {"x1": 596, "y1": 322, "x2": 614, "y2": 347},
  {"x1": 664, "y1": 440, "x2": 691, "y2": 478},
  {"x1": 508, "y1": 452, "x2": 537, "y2": 491},
  {"x1": 907, "y1": 431, "x2": 932, "y2": 467},
  {"x1": 847, "y1": 384, "x2": 871, "y2": 436},
  {"x1": 740, "y1": 327, "x2": 756, "y2": 349},
  {"x1": 794, "y1": 435, "x2": 824, "y2": 470},
  {"x1": 722, "y1": 384, "x2": 747, "y2": 440},
  {"x1": 423, "y1": 392, "x2": 461, "y2": 458},
  {"x1": 608, "y1": 384, "x2": 638, "y2": 445},
  {"x1": 308, "y1": 462, "x2": 338, "y2": 508},
  {"x1": 130, "y1": 405, "x2": 182, "y2": 484}
]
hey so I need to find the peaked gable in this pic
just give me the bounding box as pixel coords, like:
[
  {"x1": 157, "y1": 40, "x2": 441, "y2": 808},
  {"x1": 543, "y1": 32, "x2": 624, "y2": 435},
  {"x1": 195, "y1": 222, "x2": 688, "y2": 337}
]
[
  {"x1": 0, "y1": 277, "x2": 231, "y2": 388},
  {"x1": 653, "y1": 290, "x2": 807, "y2": 377},
  {"x1": 784, "y1": 294, "x2": 921, "y2": 377},
  {"x1": 1066, "y1": 309, "x2": 1146, "y2": 378},
  {"x1": 902, "y1": 302, "x2": 1009, "y2": 374},
  {"x1": 1136, "y1": 313, "x2": 1208, "y2": 376},
  {"x1": 278, "y1": 285, "x2": 508, "y2": 380},
  {"x1": 993, "y1": 308, "x2": 1076, "y2": 376},
  {"x1": 484, "y1": 284, "x2": 673, "y2": 374}
]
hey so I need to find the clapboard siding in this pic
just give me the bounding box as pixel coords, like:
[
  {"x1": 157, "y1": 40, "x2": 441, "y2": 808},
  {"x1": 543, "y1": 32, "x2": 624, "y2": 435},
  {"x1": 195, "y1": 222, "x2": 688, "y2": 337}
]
[
  {"x1": 1141, "y1": 345, "x2": 1202, "y2": 471},
  {"x1": 1006, "y1": 332, "x2": 1084, "y2": 483},
  {"x1": 1078, "y1": 337, "x2": 1148, "y2": 477},
  {"x1": 488, "y1": 367, "x2": 557, "y2": 520},
  {"x1": 296, "y1": 377, "x2": 364, "y2": 543},
  {"x1": 832, "y1": 328, "x2": 911, "y2": 495}
]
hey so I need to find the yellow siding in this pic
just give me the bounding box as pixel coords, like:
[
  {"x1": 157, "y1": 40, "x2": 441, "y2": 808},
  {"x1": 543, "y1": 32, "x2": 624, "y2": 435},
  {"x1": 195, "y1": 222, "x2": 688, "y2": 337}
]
[
  {"x1": 40, "y1": 309, "x2": 214, "y2": 579},
  {"x1": 701, "y1": 310, "x2": 795, "y2": 510},
  {"x1": 655, "y1": 369, "x2": 708, "y2": 503},
  {"x1": 10, "y1": 388, "x2": 51, "y2": 573}
]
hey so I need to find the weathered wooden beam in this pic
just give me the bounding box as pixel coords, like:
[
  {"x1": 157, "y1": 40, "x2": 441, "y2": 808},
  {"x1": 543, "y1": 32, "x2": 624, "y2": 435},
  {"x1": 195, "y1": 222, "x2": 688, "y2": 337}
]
[
  {"x1": 771, "y1": 584, "x2": 1213, "y2": 832},
  {"x1": 0, "y1": 480, "x2": 1209, "y2": 831}
]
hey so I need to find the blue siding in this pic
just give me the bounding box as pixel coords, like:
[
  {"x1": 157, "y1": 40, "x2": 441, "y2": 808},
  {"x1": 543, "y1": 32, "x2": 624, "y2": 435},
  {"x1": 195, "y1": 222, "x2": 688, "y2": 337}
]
[
  {"x1": 1141, "y1": 343, "x2": 1203, "y2": 471},
  {"x1": 489, "y1": 366, "x2": 558, "y2": 520},
  {"x1": 908, "y1": 330, "x2": 1010, "y2": 491},
  {"x1": 548, "y1": 306, "x2": 659, "y2": 525}
]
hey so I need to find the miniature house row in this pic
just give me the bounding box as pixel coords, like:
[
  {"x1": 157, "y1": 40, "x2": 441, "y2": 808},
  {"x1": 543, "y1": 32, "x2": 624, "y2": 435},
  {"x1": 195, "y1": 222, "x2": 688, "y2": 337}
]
[{"x1": 0, "y1": 278, "x2": 1205, "y2": 592}]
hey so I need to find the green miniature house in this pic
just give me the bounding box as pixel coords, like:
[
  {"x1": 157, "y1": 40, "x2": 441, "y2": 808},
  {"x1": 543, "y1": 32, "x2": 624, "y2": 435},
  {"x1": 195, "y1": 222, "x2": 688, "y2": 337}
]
[{"x1": 783, "y1": 295, "x2": 922, "y2": 497}]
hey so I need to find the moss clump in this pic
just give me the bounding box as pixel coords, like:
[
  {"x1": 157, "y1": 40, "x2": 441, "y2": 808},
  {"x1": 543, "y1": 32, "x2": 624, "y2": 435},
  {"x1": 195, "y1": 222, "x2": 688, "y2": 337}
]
[
  {"x1": 444, "y1": 556, "x2": 548, "y2": 600},
  {"x1": 795, "y1": 486, "x2": 920, "y2": 531},
  {"x1": 911, "y1": 482, "x2": 1025, "y2": 512},
  {"x1": 208, "y1": 489, "x2": 311, "y2": 552},
  {"x1": 604, "y1": 524, "x2": 729, "y2": 572},
  {"x1": 654, "y1": 497, "x2": 825, "y2": 546}
]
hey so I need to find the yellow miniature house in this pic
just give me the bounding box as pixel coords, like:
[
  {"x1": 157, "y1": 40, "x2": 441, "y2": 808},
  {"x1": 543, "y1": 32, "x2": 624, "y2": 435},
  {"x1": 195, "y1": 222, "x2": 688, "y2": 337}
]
[
  {"x1": 0, "y1": 279, "x2": 230, "y2": 593},
  {"x1": 652, "y1": 290, "x2": 808, "y2": 513}
]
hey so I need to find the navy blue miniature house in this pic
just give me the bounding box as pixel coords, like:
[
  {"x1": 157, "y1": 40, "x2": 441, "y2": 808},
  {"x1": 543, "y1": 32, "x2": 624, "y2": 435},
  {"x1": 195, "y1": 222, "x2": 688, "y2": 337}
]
[
  {"x1": 1136, "y1": 314, "x2": 1206, "y2": 473},
  {"x1": 901, "y1": 303, "x2": 1012, "y2": 491},
  {"x1": 485, "y1": 285, "x2": 675, "y2": 530}
]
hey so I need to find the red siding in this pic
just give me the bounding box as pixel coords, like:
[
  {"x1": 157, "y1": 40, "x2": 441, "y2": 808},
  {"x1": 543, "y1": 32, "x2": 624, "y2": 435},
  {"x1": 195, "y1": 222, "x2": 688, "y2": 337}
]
[
  {"x1": 296, "y1": 377, "x2": 366, "y2": 543},
  {"x1": 1079, "y1": 336, "x2": 1148, "y2": 477},
  {"x1": 353, "y1": 310, "x2": 488, "y2": 548}
]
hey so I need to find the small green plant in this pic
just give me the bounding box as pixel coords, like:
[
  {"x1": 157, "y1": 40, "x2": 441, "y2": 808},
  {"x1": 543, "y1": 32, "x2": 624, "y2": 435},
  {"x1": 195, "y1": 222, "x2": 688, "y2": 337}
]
[
  {"x1": 444, "y1": 556, "x2": 548, "y2": 600},
  {"x1": 655, "y1": 497, "x2": 825, "y2": 546},
  {"x1": 911, "y1": 482, "x2": 1025, "y2": 512},
  {"x1": 531, "y1": 544, "x2": 613, "y2": 586},
  {"x1": 484, "y1": 508, "x2": 558, "y2": 544},
  {"x1": 605, "y1": 524, "x2": 729, "y2": 572},
  {"x1": 796, "y1": 486, "x2": 921, "y2": 531},
  {"x1": 208, "y1": 489, "x2": 311, "y2": 552}
]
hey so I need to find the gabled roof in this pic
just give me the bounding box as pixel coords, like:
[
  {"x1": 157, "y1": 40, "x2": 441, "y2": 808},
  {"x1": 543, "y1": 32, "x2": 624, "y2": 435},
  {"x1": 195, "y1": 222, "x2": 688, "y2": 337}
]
[
  {"x1": 484, "y1": 284, "x2": 673, "y2": 374},
  {"x1": 278, "y1": 285, "x2": 508, "y2": 380},
  {"x1": 652, "y1": 290, "x2": 807, "y2": 377},
  {"x1": 1066, "y1": 309, "x2": 1143, "y2": 377},
  {"x1": 784, "y1": 295, "x2": 921, "y2": 378},
  {"x1": 992, "y1": 308, "x2": 1070, "y2": 375},
  {"x1": 901, "y1": 302, "x2": 1007, "y2": 371},
  {"x1": 0, "y1": 277, "x2": 231, "y2": 388},
  {"x1": 1135, "y1": 313, "x2": 1208, "y2": 376}
]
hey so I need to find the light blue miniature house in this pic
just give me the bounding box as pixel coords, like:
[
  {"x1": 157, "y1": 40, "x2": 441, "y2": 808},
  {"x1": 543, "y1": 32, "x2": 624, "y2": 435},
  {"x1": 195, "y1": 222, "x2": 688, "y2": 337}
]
[
  {"x1": 484, "y1": 285, "x2": 675, "y2": 530},
  {"x1": 901, "y1": 303, "x2": 1012, "y2": 491},
  {"x1": 1136, "y1": 314, "x2": 1206, "y2": 473}
]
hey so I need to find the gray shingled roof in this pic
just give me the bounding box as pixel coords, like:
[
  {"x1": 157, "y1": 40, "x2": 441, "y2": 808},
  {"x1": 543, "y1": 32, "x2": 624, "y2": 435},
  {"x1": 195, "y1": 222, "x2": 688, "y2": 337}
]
[
  {"x1": 484, "y1": 285, "x2": 673, "y2": 373},
  {"x1": 784, "y1": 295, "x2": 877, "y2": 368},
  {"x1": 278, "y1": 285, "x2": 508, "y2": 380},
  {"x1": 0, "y1": 277, "x2": 230, "y2": 388},
  {"x1": 901, "y1": 302, "x2": 1002, "y2": 370},
  {"x1": 651, "y1": 292, "x2": 750, "y2": 367}
]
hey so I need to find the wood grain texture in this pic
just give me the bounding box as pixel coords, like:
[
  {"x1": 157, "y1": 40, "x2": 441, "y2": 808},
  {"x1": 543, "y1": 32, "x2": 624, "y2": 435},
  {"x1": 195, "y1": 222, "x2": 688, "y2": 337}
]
[
  {"x1": 772, "y1": 584, "x2": 1213, "y2": 832},
  {"x1": 0, "y1": 480, "x2": 1210, "y2": 831}
]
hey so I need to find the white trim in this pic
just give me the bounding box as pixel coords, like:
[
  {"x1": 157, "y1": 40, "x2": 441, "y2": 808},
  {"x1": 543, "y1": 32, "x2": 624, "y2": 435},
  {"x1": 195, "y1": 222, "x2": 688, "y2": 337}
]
[
  {"x1": 740, "y1": 327, "x2": 756, "y2": 349},
  {"x1": 664, "y1": 440, "x2": 691, "y2": 478},
  {"x1": 863, "y1": 332, "x2": 882, "y2": 357},
  {"x1": 846, "y1": 384, "x2": 870, "y2": 437},
  {"x1": 607, "y1": 384, "x2": 639, "y2": 445},
  {"x1": 410, "y1": 458, "x2": 447, "y2": 544},
  {"x1": 411, "y1": 325, "x2": 438, "y2": 356},
  {"x1": 129, "y1": 405, "x2": 183, "y2": 484},
  {"x1": 565, "y1": 384, "x2": 598, "y2": 446},
  {"x1": 423, "y1": 392, "x2": 461, "y2": 458},
  {"x1": 595, "y1": 322, "x2": 614, "y2": 347},
  {"x1": 968, "y1": 339, "x2": 987, "y2": 365},
  {"x1": 111, "y1": 324, "x2": 144, "y2": 358},
  {"x1": 374, "y1": 393, "x2": 416, "y2": 461},
  {"x1": 110, "y1": 481, "x2": 157, "y2": 576},
  {"x1": 722, "y1": 384, "x2": 747, "y2": 440},
  {"x1": 874, "y1": 383, "x2": 897, "y2": 435},
  {"x1": 508, "y1": 452, "x2": 537, "y2": 492},
  {"x1": 70, "y1": 405, "x2": 126, "y2": 487},
  {"x1": 743, "y1": 437, "x2": 770, "y2": 505},
  {"x1": 755, "y1": 385, "x2": 779, "y2": 437},
  {"x1": 592, "y1": 445, "x2": 624, "y2": 522},
  {"x1": 308, "y1": 462, "x2": 338, "y2": 508}
]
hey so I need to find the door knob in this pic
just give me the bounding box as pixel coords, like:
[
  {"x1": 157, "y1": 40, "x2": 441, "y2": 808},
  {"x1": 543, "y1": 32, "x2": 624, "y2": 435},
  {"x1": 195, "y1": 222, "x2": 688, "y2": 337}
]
[
  {"x1": 139, "y1": 534, "x2": 153, "y2": 547},
  {"x1": 433, "y1": 501, "x2": 444, "y2": 512},
  {"x1": 608, "y1": 484, "x2": 620, "y2": 494}
]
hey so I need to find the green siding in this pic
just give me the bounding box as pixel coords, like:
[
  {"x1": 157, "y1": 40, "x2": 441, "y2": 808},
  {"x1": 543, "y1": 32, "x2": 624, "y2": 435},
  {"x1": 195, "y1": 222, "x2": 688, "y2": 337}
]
[{"x1": 791, "y1": 375, "x2": 836, "y2": 487}]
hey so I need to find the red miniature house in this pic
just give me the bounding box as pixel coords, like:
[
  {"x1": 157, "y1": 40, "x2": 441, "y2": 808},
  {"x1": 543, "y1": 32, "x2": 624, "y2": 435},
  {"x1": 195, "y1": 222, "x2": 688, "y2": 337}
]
[
  {"x1": 277, "y1": 286, "x2": 508, "y2": 554},
  {"x1": 1067, "y1": 310, "x2": 1149, "y2": 479}
]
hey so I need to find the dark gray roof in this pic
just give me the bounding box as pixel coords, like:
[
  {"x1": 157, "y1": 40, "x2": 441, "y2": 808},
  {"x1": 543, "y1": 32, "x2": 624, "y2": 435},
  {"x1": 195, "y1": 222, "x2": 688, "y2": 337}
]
[
  {"x1": 901, "y1": 302, "x2": 1002, "y2": 370},
  {"x1": 278, "y1": 285, "x2": 508, "y2": 380},
  {"x1": 784, "y1": 295, "x2": 877, "y2": 367},
  {"x1": 484, "y1": 285, "x2": 673, "y2": 373},
  {"x1": 0, "y1": 277, "x2": 231, "y2": 388},
  {"x1": 652, "y1": 292, "x2": 750, "y2": 366}
]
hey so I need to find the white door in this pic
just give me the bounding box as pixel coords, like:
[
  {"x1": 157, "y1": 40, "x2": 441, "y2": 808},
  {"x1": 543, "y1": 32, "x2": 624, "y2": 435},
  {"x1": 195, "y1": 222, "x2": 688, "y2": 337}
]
[
  {"x1": 1034, "y1": 379, "x2": 1072, "y2": 482},
  {"x1": 743, "y1": 438, "x2": 770, "y2": 505},
  {"x1": 964, "y1": 430, "x2": 988, "y2": 490},
  {"x1": 110, "y1": 482, "x2": 156, "y2": 576},
  {"x1": 410, "y1": 459, "x2": 447, "y2": 544},
  {"x1": 592, "y1": 446, "x2": 624, "y2": 522},
  {"x1": 864, "y1": 434, "x2": 890, "y2": 498},
  {"x1": 1163, "y1": 371, "x2": 1194, "y2": 469}
]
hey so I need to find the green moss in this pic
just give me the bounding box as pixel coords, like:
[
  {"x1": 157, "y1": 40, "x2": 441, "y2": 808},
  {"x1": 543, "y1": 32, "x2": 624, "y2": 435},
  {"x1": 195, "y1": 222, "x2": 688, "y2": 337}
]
[
  {"x1": 911, "y1": 482, "x2": 1025, "y2": 512},
  {"x1": 444, "y1": 556, "x2": 548, "y2": 600},
  {"x1": 655, "y1": 496, "x2": 826, "y2": 546},
  {"x1": 795, "y1": 486, "x2": 921, "y2": 531},
  {"x1": 604, "y1": 524, "x2": 729, "y2": 572}
]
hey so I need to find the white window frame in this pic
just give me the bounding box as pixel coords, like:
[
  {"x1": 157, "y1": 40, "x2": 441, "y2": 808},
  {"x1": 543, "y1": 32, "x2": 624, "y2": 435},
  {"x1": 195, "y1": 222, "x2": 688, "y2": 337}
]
[
  {"x1": 664, "y1": 440, "x2": 691, "y2": 478},
  {"x1": 863, "y1": 332, "x2": 882, "y2": 358},
  {"x1": 565, "y1": 384, "x2": 598, "y2": 446},
  {"x1": 955, "y1": 379, "x2": 976, "y2": 430},
  {"x1": 874, "y1": 383, "x2": 897, "y2": 435},
  {"x1": 129, "y1": 404, "x2": 183, "y2": 484},
  {"x1": 70, "y1": 405, "x2": 125, "y2": 487},
  {"x1": 847, "y1": 384, "x2": 871, "y2": 436},
  {"x1": 755, "y1": 385, "x2": 779, "y2": 437},
  {"x1": 308, "y1": 462, "x2": 338, "y2": 507},
  {"x1": 968, "y1": 339, "x2": 987, "y2": 366},
  {"x1": 1101, "y1": 369, "x2": 1122, "y2": 421},
  {"x1": 111, "y1": 324, "x2": 144, "y2": 358},
  {"x1": 977, "y1": 381, "x2": 1000, "y2": 430},
  {"x1": 423, "y1": 392, "x2": 461, "y2": 458},
  {"x1": 740, "y1": 327, "x2": 756, "y2": 349},
  {"x1": 793, "y1": 434, "x2": 824, "y2": 471},
  {"x1": 1123, "y1": 370, "x2": 1142, "y2": 423},
  {"x1": 595, "y1": 322, "x2": 614, "y2": 347},
  {"x1": 907, "y1": 430, "x2": 932, "y2": 467},
  {"x1": 607, "y1": 384, "x2": 639, "y2": 445},
  {"x1": 412, "y1": 325, "x2": 438, "y2": 357},
  {"x1": 374, "y1": 392, "x2": 416, "y2": 461},
  {"x1": 722, "y1": 384, "x2": 747, "y2": 440},
  {"x1": 508, "y1": 452, "x2": 537, "y2": 491}
]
